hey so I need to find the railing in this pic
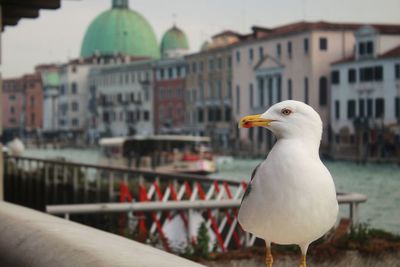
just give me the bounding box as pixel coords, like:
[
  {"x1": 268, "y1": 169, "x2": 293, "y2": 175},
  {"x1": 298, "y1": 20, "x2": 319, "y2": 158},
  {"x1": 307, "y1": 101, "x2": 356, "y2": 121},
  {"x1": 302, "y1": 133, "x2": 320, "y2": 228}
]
[
  {"x1": 0, "y1": 201, "x2": 204, "y2": 267},
  {"x1": 4, "y1": 155, "x2": 368, "y2": 253}
]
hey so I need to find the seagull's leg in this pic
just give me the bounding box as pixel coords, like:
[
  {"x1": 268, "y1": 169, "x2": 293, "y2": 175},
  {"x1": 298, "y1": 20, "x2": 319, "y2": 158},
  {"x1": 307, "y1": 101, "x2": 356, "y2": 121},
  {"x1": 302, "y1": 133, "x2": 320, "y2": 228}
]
[
  {"x1": 299, "y1": 243, "x2": 309, "y2": 267},
  {"x1": 265, "y1": 241, "x2": 273, "y2": 267}
]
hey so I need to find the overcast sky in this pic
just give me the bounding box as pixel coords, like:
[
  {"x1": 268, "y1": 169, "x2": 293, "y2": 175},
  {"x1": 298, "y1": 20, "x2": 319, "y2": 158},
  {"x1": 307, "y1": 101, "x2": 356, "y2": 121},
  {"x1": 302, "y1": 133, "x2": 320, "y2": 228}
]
[{"x1": 2, "y1": 0, "x2": 400, "y2": 78}]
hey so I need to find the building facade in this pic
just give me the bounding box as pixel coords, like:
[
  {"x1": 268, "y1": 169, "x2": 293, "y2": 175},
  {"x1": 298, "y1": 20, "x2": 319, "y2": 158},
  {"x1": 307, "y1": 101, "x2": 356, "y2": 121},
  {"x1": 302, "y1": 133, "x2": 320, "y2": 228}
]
[
  {"x1": 23, "y1": 73, "x2": 43, "y2": 133},
  {"x1": 2, "y1": 73, "x2": 43, "y2": 138},
  {"x1": 90, "y1": 59, "x2": 155, "y2": 137},
  {"x1": 185, "y1": 32, "x2": 241, "y2": 152},
  {"x1": 153, "y1": 58, "x2": 187, "y2": 134},
  {"x1": 232, "y1": 22, "x2": 362, "y2": 155},
  {"x1": 58, "y1": 59, "x2": 93, "y2": 138},
  {"x1": 330, "y1": 25, "x2": 400, "y2": 160}
]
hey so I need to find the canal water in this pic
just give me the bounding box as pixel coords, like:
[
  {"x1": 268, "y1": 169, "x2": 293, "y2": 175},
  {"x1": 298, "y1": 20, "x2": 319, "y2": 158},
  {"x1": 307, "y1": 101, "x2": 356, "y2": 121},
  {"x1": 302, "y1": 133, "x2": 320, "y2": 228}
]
[{"x1": 24, "y1": 148, "x2": 400, "y2": 235}]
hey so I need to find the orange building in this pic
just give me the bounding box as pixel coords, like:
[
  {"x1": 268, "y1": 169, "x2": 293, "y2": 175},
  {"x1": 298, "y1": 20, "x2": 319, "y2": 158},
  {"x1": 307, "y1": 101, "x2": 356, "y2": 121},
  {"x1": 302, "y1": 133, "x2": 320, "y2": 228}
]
[{"x1": 2, "y1": 73, "x2": 43, "y2": 135}]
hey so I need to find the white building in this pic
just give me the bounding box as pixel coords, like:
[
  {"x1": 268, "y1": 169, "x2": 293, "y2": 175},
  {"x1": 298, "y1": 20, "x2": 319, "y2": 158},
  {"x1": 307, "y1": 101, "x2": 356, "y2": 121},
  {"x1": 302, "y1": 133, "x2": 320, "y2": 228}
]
[
  {"x1": 330, "y1": 25, "x2": 400, "y2": 159},
  {"x1": 58, "y1": 59, "x2": 93, "y2": 139},
  {"x1": 232, "y1": 21, "x2": 359, "y2": 155},
  {"x1": 89, "y1": 59, "x2": 155, "y2": 137}
]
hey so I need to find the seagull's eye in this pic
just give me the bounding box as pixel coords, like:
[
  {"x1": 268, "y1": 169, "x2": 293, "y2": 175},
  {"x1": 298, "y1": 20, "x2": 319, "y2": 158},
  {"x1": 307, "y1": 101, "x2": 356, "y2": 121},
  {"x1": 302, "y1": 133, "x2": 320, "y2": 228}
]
[{"x1": 281, "y1": 108, "x2": 292, "y2": 116}]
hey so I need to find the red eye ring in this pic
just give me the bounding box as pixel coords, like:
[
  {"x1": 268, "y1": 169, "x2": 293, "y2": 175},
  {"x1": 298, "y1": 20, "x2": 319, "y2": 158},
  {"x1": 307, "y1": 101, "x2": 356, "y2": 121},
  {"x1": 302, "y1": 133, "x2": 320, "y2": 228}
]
[{"x1": 281, "y1": 108, "x2": 292, "y2": 116}]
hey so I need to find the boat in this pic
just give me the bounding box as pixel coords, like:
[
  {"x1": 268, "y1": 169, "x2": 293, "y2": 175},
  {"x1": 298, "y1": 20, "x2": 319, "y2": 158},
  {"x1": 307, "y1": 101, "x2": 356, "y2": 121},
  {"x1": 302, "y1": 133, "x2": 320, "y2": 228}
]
[{"x1": 98, "y1": 135, "x2": 217, "y2": 175}]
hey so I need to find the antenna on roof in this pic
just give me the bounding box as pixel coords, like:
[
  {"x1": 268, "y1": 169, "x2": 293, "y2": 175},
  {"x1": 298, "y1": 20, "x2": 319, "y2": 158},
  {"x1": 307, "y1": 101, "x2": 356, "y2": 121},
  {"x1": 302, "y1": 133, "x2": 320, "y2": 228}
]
[
  {"x1": 172, "y1": 13, "x2": 177, "y2": 27},
  {"x1": 302, "y1": 0, "x2": 307, "y2": 21}
]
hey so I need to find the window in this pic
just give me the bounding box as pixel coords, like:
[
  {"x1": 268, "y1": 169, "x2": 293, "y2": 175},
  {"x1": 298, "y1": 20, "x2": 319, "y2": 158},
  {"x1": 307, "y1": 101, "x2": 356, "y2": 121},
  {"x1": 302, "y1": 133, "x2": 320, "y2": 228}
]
[
  {"x1": 236, "y1": 86, "x2": 240, "y2": 114},
  {"x1": 359, "y1": 66, "x2": 383, "y2": 82},
  {"x1": 367, "y1": 99, "x2": 373, "y2": 117},
  {"x1": 198, "y1": 109, "x2": 204, "y2": 123},
  {"x1": 335, "y1": 100, "x2": 340, "y2": 119},
  {"x1": 258, "y1": 78, "x2": 264, "y2": 107},
  {"x1": 347, "y1": 100, "x2": 356, "y2": 119},
  {"x1": 277, "y1": 76, "x2": 282, "y2": 102},
  {"x1": 319, "y1": 77, "x2": 328, "y2": 106},
  {"x1": 359, "y1": 42, "x2": 365, "y2": 56},
  {"x1": 160, "y1": 69, "x2": 165, "y2": 79},
  {"x1": 366, "y1": 41, "x2": 374, "y2": 55},
  {"x1": 208, "y1": 108, "x2": 214, "y2": 122},
  {"x1": 374, "y1": 66, "x2": 383, "y2": 81},
  {"x1": 192, "y1": 62, "x2": 197, "y2": 73},
  {"x1": 259, "y1": 47, "x2": 264, "y2": 59},
  {"x1": 227, "y1": 80, "x2": 232, "y2": 99},
  {"x1": 287, "y1": 79, "x2": 292, "y2": 100},
  {"x1": 304, "y1": 38, "x2": 309, "y2": 54},
  {"x1": 287, "y1": 42, "x2": 292, "y2": 58},
  {"x1": 348, "y1": 69, "x2": 356, "y2": 83},
  {"x1": 236, "y1": 51, "x2": 241, "y2": 63},
  {"x1": 60, "y1": 84, "x2": 66, "y2": 95},
  {"x1": 276, "y1": 43, "x2": 281, "y2": 57},
  {"x1": 227, "y1": 57, "x2": 232, "y2": 69},
  {"x1": 30, "y1": 96, "x2": 35, "y2": 107},
  {"x1": 268, "y1": 78, "x2": 273, "y2": 106},
  {"x1": 72, "y1": 118, "x2": 79, "y2": 127},
  {"x1": 249, "y1": 48, "x2": 254, "y2": 61},
  {"x1": 72, "y1": 102, "x2": 79, "y2": 111},
  {"x1": 144, "y1": 111, "x2": 150, "y2": 121},
  {"x1": 304, "y1": 77, "x2": 309, "y2": 104},
  {"x1": 177, "y1": 66, "x2": 181, "y2": 77},
  {"x1": 249, "y1": 83, "x2": 254, "y2": 108},
  {"x1": 331, "y1": 71, "x2": 340, "y2": 84},
  {"x1": 31, "y1": 113, "x2": 35, "y2": 124},
  {"x1": 395, "y1": 64, "x2": 400, "y2": 79},
  {"x1": 257, "y1": 127, "x2": 263, "y2": 143},
  {"x1": 319, "y1": 38, "x2": 327, "y2": 50},
  {"x1": 375, "y1": 98, "x2": 384, "y2": 118},
  {"x1": 358, "y1": 99, "x2": 365, "y2": 117},
  {"x1": 10, "y1": 106, "x2": 15, "y2": 114},
  {"x1": 8, "y1": 95, "x2": 16, "y2": 100},
  {"x1": 218, "y1": 57, "x2": 223, "y2": 69},
  {"x1": 359, "y1": 67, "x2": 373, "y2": 81},
  {"x1": 168, "y1": 68, "x2": 173, "y2": 79},
  {"x1": 395, "y1": 97, "x2": 400, "y2": 119},
  {"x1": 225, "y1": 107, "x2": 231, "y2": 121},
  {"x1": 208, "y1": 58, "x2": 214, "y2": 71},
  {"x1": 215, "y1": 108, "x2": 222, "y2": 122}
]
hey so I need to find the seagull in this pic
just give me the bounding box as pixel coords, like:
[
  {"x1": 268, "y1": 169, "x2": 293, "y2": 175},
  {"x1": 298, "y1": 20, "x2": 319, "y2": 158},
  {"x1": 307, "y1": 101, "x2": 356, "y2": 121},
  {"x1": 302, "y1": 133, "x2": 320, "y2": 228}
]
[{"x1": 237, "y1": 100, "x2": 338, "y2": 267}]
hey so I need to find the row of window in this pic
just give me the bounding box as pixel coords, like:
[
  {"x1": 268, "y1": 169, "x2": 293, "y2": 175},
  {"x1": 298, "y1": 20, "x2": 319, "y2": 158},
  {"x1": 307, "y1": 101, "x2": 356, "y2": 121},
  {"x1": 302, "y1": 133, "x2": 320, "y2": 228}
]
[
  {"x1": 158, "y1": 88, "x2": 184, "y2": 100},
  {"x1": 59, "y1": 102, "x2": 80, "y2": 114},
  {"x1": 333, "y1": 98, "x2": 400, "y2": 120},
  {"x1": 99, "y1": 91, "x2": 150, "y2": 105},
  {"x1": 95, "y1": 71, "x2": 151, "y2": 88},
  {"x1": 59, "y1": 118, "x2": 79, "y2": 127},
  {"x1": 60, "y1": 83, "x2": 78, "y2": 95},
  {"x1": 187, "y1": 80, "x2": 233, "y2": 102},
  {"x1": 244, "y1": 76, "x2": 328, "y2": 111},
  {"x1": 332, "y1": 65, "x2": 388, "y2": 84},
  {"x1": 196, "y1": 106, "x2": 231, "y2": 123},
  {"x1": 236, "y1": 37, "x2": 328, "y2": 63},
  {"x1": 188, "y1": 56, "x2": 232, "y2": 74},
  {"x1": 102, "y1": 110, "x2": 150, "y2": 123},
  {"x1": 157, "y1": 66, "x2": 186, "y2": 80}
]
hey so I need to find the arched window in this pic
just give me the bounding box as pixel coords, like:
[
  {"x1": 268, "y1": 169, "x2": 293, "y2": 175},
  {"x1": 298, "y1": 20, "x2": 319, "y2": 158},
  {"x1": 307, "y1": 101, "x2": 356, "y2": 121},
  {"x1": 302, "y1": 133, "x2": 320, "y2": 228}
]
[{"x1": 319, "y1": 76, "x2": 328, "y2": 106}]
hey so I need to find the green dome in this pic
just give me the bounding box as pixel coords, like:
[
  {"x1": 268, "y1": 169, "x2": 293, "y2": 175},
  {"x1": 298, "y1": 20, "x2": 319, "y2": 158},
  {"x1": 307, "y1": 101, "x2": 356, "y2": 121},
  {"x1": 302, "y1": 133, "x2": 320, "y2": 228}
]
[
  {"x1": 80, "y1": 1, "x2": 160, "y2": 59},
  {"x1": 160, "y1": 25, "x2": 189, "y2": 58}
]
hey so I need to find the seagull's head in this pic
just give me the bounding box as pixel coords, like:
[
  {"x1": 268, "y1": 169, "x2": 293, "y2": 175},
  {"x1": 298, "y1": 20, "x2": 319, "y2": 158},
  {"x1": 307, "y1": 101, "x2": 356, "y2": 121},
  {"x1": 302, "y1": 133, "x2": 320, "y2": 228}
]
[{"x1": 239, "y1": 100, "x2": 322, "y2": 142}]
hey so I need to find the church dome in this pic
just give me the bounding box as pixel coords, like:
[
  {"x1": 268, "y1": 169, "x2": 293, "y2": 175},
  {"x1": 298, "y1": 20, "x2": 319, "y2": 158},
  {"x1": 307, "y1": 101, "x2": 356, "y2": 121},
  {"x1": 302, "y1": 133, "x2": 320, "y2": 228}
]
[
  {"x1": 80, "y1": 0, "x2": 160, "y2": 59},
  {"x1": 160, "y1": 25, "x2": 189, "y2": 58}
]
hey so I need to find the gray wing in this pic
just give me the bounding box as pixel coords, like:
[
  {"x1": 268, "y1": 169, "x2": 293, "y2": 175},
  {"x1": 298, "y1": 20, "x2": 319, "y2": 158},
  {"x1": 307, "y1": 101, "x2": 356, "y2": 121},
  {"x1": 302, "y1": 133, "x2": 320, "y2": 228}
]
[{"x1": 240, "y1": 163, "x2": 261, "y2": 204}]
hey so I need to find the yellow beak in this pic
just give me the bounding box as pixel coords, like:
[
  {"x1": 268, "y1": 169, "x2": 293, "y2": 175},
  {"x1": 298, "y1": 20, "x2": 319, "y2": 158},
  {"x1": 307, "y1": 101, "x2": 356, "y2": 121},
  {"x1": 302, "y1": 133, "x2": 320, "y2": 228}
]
[{"x1": 238, "y1": 114, "x2": 274, "y2": 128}]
